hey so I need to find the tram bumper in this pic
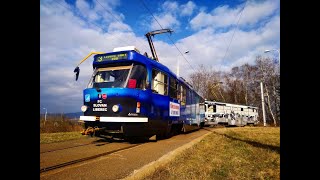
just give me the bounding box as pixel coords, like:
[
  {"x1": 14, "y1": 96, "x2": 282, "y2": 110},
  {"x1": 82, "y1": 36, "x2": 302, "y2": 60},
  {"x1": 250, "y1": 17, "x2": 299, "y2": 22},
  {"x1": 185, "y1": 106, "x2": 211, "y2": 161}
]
[
  {"x1": 80, "y1": 116, "x2": 153, "y2": 137},
  {"x1": 80, "y1": 116, "x2": 148, "y2": 122}
]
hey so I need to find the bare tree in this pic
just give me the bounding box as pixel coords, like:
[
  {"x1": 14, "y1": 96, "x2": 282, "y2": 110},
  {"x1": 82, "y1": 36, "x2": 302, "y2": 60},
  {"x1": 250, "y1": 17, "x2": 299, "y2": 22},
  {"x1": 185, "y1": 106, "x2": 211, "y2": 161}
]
[
  {"x1": 255, "y1": 56, "x2": 278, "y2": 126},
  {"x1": 189, "y1": 56, "x2": 280, "y2": 126}
]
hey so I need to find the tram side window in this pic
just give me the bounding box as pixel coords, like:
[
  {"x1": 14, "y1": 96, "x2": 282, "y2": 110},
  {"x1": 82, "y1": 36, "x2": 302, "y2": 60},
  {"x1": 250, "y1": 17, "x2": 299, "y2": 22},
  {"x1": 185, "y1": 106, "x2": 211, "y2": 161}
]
[
  {"x1": 128, "y1": 64, "x2": 147, "y2": 90},
  {"x1": 188, "y1": 90, "x2": 192, "y2": 105},
  {"x1": 169, "y1": 77, "x2": 179, "y2": 99},
  {"x1": 180, "y1": 84, "x2": 187, "y2": 105},
  {"x1": 152, "y1": 69, "x2": 168, "y2": 95},
  {"x1": 207, "y1": 105, "x2": 214, "y2": 113},
  {"x1": 207, "y1": 105, "x2": 216, "y2": 113}
]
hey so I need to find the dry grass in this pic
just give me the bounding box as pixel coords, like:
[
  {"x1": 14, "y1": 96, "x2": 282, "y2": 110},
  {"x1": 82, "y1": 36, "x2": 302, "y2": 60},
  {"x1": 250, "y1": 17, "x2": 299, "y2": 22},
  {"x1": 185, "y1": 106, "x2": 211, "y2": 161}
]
[
  {"x1": 40, "y1": 131, "x2": 86, "y2": 144},
  {"x1": 142, "y1": 127, "x2": 280, "y2": 180},
  {"x1": 40, "y1": 116, "x2": 84, "y2": 134},
  {"x1": 40, "y1": 115, "x2": 86, "y2": 144}
]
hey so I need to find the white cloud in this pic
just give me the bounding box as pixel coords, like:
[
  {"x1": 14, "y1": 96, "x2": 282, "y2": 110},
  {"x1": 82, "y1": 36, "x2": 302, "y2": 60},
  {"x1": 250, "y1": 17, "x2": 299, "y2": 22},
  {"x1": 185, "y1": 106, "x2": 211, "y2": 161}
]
[
  {"x1": 74, "y1": 0, "x2": 126, "y2": 27},
  {"x1": 162, "y1": 1, "x2": 179, "y2": 12},
  {"x1": 40, "y1": 0, "x2": 149, "y2": 113},
  {"x1": 180, "y1": 1, "x2": 196, "y2": 16},
  {"x1": 172, "y1": 14, "x2": 280, "y2": 74},
  {"x1": 41, "y1": 0, "x2": 279, "y2": 113},
  {"x1": 76, "y1": 0, "x2": 98, "y2": 21},
  {"x1": 190, "y1": 0, "x2": 279, "y2": 30},
  {"x1": 149, "y1": 1, "x2": 198, "y2": 30},
  {"x1": 151, "y1": 13, "x2": 180, "y2": 30},
  {"x1": 108, "y1": 21, "x2": 132, "y2": 32},
  {"x1": 240, "y1": 1, "x2": 279, "y2": 25}
]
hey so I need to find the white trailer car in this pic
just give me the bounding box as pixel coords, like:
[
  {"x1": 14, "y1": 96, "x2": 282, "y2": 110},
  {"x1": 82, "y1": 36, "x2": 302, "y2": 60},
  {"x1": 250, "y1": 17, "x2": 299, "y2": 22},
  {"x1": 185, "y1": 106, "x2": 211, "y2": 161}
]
[{"x1": 204, "y1": 100, "x2": 259, "y2": 126}]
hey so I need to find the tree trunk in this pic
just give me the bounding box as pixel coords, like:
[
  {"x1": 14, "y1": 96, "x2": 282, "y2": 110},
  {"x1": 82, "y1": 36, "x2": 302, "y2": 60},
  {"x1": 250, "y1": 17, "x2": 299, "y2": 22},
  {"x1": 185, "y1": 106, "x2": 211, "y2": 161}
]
[
  {"x1": 210, "y1": 86, "x2": 219, "y2": 100},
  {"x1": 234, "y1": 83, "x2": 237, "y2": 103},
  {"x1": 218, "y1": 86, "x2": 225, "y2": 102},
  {"x1": 273, "y1": 83, "x2": 280, "y2": 123},
  {"x1": 245, "y1": 84, "x2": 248, "y2": 105}
]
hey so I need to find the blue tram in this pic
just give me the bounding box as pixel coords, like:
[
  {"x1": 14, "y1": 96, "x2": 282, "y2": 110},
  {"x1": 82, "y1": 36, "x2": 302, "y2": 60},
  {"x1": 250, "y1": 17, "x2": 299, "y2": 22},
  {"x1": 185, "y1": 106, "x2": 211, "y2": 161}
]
[
  {"x1": 76, "y1": 46, "x2": 205, "y2": 140},
  {"x1": 74, "y1": 29, "x2": 205, "y2": 140}
]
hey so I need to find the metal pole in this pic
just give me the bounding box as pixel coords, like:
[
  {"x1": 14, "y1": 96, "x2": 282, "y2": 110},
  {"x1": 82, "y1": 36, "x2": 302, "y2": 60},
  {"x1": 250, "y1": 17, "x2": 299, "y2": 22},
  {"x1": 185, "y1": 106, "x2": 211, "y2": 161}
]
[
  {"x1": 43, "y1": 108, "x2": 47, "y2": 122},
  {"x1": 45, "y1": 109, "x2": 47, "y2": 122},
  {"x1": 177, "y1": 58, "x2": 179, "y2": 76},
  {"x1": 178, "y1": 51, "x2": 189, "y2": 77},
  {"x1": 260, "y1": 81, "x2": 266, "y2": 126}
]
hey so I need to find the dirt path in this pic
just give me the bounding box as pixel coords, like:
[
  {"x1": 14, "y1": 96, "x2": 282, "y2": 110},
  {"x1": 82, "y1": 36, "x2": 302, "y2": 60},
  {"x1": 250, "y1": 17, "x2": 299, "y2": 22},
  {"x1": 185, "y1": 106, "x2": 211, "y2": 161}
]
[{"x1": 40, "y1": 129, "x2": 211, "y2": 180}]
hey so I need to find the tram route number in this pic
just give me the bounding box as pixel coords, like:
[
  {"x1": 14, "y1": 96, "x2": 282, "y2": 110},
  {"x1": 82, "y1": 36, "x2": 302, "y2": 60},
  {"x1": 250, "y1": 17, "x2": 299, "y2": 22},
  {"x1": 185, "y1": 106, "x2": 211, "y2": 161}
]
[{"x1": 95, "y1": 53, "x2": 128, "y2": 62}]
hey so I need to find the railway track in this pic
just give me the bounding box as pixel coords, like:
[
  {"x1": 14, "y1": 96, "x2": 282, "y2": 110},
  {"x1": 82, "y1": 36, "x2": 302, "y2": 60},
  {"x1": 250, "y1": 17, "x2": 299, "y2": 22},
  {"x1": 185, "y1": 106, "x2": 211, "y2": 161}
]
[
  {"x1": 40, "y1": 143, "x2": 142, "y2": 173},
  {"x1": 40, "y1": 142, "x2": 104, "y2": 154},
  {"x1": 40, "y1": 136, "x2": 123, "y2": 154}
]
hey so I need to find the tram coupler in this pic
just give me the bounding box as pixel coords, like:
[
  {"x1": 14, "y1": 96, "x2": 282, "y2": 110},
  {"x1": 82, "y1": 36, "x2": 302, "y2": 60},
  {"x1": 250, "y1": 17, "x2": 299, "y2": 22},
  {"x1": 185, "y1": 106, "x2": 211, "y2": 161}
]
[{"x1": 81, "y1": 126, "x2": 102, "y2": 136}]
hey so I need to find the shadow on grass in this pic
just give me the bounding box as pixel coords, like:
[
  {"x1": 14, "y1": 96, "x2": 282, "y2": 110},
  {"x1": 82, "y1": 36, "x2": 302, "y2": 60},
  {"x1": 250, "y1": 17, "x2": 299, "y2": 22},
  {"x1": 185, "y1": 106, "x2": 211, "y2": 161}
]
[{"x1": 203, "y1": 128, "x2": 280, "y2": 154}]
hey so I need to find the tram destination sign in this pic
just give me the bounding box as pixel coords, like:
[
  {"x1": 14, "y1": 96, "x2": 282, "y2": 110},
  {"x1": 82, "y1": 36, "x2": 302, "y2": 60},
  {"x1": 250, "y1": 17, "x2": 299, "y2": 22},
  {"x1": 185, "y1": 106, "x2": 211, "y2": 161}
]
[{"x1": 95, "y1": 53, "x2": 128, "y2": 62}]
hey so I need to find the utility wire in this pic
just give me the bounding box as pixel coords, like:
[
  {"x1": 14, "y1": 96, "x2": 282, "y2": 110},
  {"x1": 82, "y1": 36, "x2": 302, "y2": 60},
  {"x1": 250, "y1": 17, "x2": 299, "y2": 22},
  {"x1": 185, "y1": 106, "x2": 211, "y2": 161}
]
[
  {"x1": 139, "y1": 0, "x2": 196, "y2": 73},
  {"x1": 95, "y1": 0, "x2": 123, "y2": 24},
  {"x1": 53, "y1": 0, "x2": 148, "y2": 53},
  {"x1": 221, "y1": 0, "x2": 248, "y2": 65},
  {"x1": 54, "y1": 0, "x2": 194, "y2": 72}
]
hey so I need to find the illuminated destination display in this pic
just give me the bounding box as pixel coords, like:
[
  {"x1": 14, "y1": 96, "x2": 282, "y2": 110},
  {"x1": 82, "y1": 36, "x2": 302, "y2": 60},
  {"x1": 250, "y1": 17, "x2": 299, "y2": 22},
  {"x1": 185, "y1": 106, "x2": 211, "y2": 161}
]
[{"x1": 95, "y1": 53, "x2": 128, "y2": 62}]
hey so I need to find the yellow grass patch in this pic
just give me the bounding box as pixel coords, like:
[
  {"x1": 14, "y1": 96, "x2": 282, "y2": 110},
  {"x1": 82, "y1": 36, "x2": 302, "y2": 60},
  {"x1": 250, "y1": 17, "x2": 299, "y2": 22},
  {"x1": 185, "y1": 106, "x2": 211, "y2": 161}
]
[
  {"x1": 40, "y1": 131, "x2": 86, "y2": 144},
  {"x1": 142, "y1": 127, "x2": 280, "y2": 180}
]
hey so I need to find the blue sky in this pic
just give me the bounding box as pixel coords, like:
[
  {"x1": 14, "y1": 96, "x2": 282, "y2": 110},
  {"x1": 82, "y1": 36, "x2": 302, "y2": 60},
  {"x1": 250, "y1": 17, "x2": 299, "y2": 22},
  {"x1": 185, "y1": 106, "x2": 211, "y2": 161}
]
[{"x1": 40, "y1": 0, "x2": 280, "y2": 113}]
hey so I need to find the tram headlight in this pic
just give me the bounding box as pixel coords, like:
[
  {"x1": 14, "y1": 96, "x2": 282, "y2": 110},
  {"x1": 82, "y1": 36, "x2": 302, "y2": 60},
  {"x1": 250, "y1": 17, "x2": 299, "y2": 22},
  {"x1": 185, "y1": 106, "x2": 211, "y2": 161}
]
[
  {"x1": 112, "y1": 104, "x2": 120, "y2": 112},
  {"x1": 81, "y1": 105, "x2": 88, "y2": 112}
]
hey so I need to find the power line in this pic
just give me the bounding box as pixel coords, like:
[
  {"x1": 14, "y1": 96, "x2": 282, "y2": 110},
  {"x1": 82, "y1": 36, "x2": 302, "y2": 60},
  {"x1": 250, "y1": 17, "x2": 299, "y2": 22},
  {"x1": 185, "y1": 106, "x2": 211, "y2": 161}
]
[
  {"x1": 138, "y1": 0, "x2": 196, "y2": 73},
  {"x1": 221, "y1": 0, "x2": 248, "y2": 65},
  {"x1": 54, "y1": 0, "x2": 194, "y2": 73},
  {"x1": 95, "y1": 0, "x2": 123, "y2": 24},
  {"x1": 139, "y1": 0, "x2": 164, "y2": 31}
]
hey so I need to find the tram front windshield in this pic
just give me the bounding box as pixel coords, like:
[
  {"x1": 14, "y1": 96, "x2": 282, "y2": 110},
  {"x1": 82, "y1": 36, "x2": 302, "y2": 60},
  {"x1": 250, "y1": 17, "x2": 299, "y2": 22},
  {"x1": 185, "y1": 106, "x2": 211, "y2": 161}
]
[{"x1": 87, "y1": 63, "x2": 147, "y2": 89}]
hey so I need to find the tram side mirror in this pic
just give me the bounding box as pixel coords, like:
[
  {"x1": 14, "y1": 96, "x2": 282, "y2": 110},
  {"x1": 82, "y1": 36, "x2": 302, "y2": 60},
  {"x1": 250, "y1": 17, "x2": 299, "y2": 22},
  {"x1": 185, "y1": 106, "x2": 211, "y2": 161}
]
[{"x1": 74, "y1": 66, "x2": 80, "y2": 81}]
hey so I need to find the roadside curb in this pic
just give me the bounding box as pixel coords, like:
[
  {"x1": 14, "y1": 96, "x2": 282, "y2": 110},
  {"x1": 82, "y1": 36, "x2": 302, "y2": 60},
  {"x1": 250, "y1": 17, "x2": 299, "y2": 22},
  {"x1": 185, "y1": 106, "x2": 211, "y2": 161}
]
[{"x1": 122, "y1": 131, "x2": 212, "y2": 180}]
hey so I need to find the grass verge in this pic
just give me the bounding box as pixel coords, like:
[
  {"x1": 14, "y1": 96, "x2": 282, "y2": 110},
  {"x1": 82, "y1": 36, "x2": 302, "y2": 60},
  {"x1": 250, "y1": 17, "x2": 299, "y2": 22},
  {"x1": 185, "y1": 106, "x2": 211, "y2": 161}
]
[
  {"x1": 40, "y1": 131, "x2": 86, "y2": 144},
  {"x1": 141, "y1": 127, "x2": 280, "y2": 180}
]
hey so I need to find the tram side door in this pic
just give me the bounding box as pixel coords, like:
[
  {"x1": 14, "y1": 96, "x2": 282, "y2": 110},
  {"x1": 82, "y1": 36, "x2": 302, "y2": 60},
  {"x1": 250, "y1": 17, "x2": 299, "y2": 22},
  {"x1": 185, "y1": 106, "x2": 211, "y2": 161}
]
[{"x1": 168, "y1": 76, "x2": 180, "y2": 122}]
